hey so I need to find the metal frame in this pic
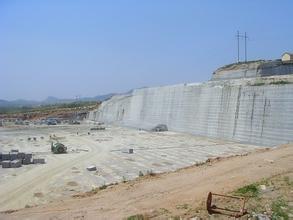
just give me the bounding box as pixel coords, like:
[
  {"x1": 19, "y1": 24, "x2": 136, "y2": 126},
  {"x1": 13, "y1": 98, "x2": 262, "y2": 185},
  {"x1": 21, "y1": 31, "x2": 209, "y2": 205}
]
[{"x1": 207, "y1": 192, "x2": 247, "y2": 218}]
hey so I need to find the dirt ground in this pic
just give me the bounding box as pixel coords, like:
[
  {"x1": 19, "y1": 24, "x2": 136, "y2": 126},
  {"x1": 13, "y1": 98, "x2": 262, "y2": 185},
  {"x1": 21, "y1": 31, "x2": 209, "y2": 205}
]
[
  {"x1": 1, "y1": 143, "x2": 292, "y2": 220},
  {"x1": 0, "y1": 123, "x2": 261, "y2": 212}
]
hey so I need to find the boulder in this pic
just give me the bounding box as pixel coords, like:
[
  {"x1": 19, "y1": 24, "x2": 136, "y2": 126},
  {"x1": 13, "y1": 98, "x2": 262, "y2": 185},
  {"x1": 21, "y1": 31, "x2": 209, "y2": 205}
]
[{"x1": 87, "y1": 165, "x2": 97, "y2": 171}]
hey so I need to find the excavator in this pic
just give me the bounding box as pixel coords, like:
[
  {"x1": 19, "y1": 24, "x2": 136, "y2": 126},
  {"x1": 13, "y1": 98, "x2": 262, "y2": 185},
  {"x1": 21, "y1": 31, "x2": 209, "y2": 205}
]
[{"x1": 51, "y1": 142, "x2": 67, "y2": 154}]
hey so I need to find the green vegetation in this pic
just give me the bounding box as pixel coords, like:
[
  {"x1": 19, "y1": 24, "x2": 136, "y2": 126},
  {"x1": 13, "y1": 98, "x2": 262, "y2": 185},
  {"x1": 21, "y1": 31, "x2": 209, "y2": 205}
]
[
  {"x1": 284, "y1": 176, "x2": 293, "y2": 186},
  {"x1": 176, "y1": 204, "x2": 189, "y2": 209},
  {"x1": 90, "y1": 187, "x2": 99, "y2": 194},
  {"x1": 90, "y1": 181, "x2": 120, "y2": 194},
  {"x1": 0, "y1": 101, "x2": 98, "y2": 114},
  {"x1": 250, "y1": 81, "x2": 265, "y2": 86},
  {"x1": 159, "y1": 208, "x2": 171, "y2": 214},
  {"x1": 269, "y1": 80, "x2": 291, "y2": 85},
  {"x1": 172, "y1": 174, "x2": 292, "y2": 219},
  {"x1": 126, "y1": 214, "x2": 148, "y2": 220},
  {"x1": 271, "y1": 198, "x2": 289, "y2": 220},
  {"x1": 234, "y1": 183, "x2": 259, "y2": 197},
  {"x1": 215, "y1": 60, "x2": 266, "y2": 72},
  {"x1": 249, "y1": 79, "x2": 292, "y2": 87},
  {"x1": 99, "y1": 183, "x2": 107, "y2": 190}
]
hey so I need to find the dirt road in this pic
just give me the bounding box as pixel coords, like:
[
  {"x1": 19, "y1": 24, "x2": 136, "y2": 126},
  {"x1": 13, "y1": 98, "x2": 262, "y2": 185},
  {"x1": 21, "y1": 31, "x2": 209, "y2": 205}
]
[{"x1": 1, "y1": 144, "x2": 292, "y2": 220}]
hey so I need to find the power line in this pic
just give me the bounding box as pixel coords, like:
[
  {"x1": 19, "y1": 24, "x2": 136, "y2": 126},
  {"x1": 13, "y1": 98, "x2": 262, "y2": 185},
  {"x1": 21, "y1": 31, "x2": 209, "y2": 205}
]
[
  {"x1": 244, "y1": 32, "x2": 248, "y2": 62},
  {"x1": 236, "y1": 31, "x2": 249, "y2": 63}
]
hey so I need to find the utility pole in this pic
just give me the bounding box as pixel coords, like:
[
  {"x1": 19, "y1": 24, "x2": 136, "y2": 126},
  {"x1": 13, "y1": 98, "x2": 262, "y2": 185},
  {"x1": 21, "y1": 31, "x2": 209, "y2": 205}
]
[
  {"x1": 237, "y1": 31, "x2": 240, "y2": 63},
  {"x1": 244, "y1": 32, "x2": 248, "y2": 62},
  {"x1": 236, "y1": 31, "x2": 249, "y2": 63}
]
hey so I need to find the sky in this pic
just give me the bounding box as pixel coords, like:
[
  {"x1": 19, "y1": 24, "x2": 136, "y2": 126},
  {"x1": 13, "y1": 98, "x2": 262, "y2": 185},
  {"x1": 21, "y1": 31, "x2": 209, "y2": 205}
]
[{"x1": 0, "y1": 0, "x2": 293, "y2": 101}]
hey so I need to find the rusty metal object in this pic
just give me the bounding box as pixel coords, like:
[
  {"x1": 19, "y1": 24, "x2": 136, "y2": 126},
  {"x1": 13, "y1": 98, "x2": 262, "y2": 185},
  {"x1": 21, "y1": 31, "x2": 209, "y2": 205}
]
[{"x1": 207, "y1": 192, "x2": 247, "y2": 217}]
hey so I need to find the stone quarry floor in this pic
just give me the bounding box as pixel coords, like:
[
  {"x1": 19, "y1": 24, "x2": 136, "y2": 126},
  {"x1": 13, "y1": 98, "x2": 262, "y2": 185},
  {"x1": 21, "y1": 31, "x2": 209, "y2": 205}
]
[{"x1": 0, "y1": 123, "x2": 263, "y2": 212}]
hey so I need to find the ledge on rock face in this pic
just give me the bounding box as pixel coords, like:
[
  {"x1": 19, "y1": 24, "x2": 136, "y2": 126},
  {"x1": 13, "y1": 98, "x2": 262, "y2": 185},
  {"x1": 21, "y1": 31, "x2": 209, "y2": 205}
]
[
  {"x1": 212, "y1": 59, "x2": 293, "y2": 81},
  {"x1": 213, "y1": 60, "x2": 267, "y2": 75}
]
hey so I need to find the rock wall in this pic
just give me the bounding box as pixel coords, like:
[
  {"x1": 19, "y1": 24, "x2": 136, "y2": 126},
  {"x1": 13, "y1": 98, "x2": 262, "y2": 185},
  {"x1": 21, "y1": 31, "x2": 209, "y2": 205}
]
[
  {"x1": 89, "y1": 76, "x2": 293, "y2": 146},
  {"x1": 211, "y1": 60, "x2": 293, "y2": 81}
]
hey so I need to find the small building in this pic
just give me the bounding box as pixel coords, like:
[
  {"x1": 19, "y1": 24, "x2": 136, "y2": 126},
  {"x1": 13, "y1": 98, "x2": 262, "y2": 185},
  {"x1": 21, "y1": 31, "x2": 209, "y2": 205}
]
[{"x1": 282, "y1": 52, "x2": 293, "y2": 63}]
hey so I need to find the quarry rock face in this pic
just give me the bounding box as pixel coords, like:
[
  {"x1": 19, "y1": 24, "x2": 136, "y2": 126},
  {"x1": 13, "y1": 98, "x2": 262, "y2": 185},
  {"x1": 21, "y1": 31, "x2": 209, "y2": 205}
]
[
  {"x1": 89, "y1": 60, "x2": 293, "y2": 146},
  {"x1": 211, "y1": 60, "x2": 293, "y2": 80}
]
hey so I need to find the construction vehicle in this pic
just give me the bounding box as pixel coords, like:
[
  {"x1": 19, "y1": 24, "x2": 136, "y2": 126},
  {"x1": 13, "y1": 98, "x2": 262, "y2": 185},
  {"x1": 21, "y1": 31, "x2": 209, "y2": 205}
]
[{"x1": 51, "y1": 142, "x2": 67, "y2": 154}]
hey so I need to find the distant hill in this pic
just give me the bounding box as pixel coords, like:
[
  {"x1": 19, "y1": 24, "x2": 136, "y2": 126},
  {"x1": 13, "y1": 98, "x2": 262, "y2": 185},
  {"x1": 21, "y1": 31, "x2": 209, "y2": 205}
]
[
  {"x1": 0, "y1": 99, "x2": 10, "y2": 107},
  {"x1": 0, "y1": 99, "x2": 39, "y2": 108},
  {"x1": 0, "y1": 93, "x2": 115, "y2": 108}
]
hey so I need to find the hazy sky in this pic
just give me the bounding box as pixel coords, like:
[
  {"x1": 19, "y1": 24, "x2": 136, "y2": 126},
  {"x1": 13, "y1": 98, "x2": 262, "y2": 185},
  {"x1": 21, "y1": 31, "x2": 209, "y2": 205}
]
[{"x1": 1, "y1": 0, "x2": 292, "y2": 100}]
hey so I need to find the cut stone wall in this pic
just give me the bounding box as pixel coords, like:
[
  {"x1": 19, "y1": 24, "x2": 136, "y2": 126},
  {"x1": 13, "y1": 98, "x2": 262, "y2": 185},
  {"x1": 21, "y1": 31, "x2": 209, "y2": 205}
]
[{"x1": 89, "y1": 77, "x2": 293, "y2": 146}]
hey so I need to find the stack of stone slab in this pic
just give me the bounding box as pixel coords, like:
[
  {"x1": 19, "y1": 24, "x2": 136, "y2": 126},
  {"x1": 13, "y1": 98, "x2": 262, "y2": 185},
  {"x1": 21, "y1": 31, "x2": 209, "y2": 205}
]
[
  {"x1": 33, "y1": 158, "x2": 45, "y2": 164},
  {"x1": 0, "y1": 149, "x2": 45, "y2": 168},
  {"x1": 1, "y1": 152, "x2": 10, "y2": 161},
  {"x1": 22, "y1": 153, "x2": 33, "y2": 165},
  {"x1": 90, "y1": 126, "x2": 106, "y2": 131},
  {"x1": 2, "y1": 160, "x2": 11, "y2": 168},
  {"x1": 0, "y1": 151, "x2": 23, "y2": 168},
  {"x1": 11, "y1": 160, "x2": 22, "y2": 168}
]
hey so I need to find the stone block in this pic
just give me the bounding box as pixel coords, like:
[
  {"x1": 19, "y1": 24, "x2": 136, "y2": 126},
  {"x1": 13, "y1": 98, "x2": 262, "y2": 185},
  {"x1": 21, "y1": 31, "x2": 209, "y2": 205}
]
[
  {"x1": 22, "y1": 158, "x2": 32, "y2": 165},
  {"x1": 2, "y1": 160, "x2": 11, "y2": 168},
  {"x1": 2, "y1": 153, "x2": 10, "y2": 161},
  {"x1": 90, "y1": 126, "x2": 105, "y2": 131},
  {"x1": 122, "y1": 148, "x2": 134, "y2": 154},
  {"x1": 10, "y1": 152, "x2": 18, "y2": 161},
  {"x1": 33, "y1": 158, "x2": 45, "y2": 164},
  {"x1": 17, "y1": 152, "x2": 25, "y2": 159},
  {"x1": 11, "y1": 160, "x2": 22, "y2": 168},
  {"x1": 24, "y1": 153, "x2": 32, "y2": 160}
]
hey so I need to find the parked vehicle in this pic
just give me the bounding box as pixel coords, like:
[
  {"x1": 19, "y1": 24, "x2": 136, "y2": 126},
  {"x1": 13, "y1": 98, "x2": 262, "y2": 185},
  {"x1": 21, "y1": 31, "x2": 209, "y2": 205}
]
[{"x1": 47, "y1": 119, "x2": 57, "y2": 125}]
